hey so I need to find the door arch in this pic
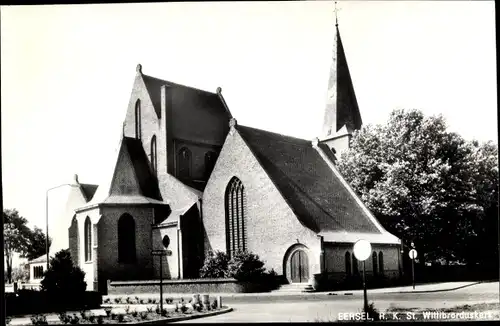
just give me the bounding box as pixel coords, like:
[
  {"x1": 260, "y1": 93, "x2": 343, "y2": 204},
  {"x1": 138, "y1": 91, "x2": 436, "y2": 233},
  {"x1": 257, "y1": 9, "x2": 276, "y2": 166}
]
[{"x1": 290, "y1": 249, "x2": 309, "y2": 283}]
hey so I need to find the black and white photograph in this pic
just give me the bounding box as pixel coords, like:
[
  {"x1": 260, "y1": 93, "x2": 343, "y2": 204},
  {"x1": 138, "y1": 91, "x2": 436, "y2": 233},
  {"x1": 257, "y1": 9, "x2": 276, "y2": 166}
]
[{"x1": 2, "y1": 1, "x2": 498, "y2": 324}]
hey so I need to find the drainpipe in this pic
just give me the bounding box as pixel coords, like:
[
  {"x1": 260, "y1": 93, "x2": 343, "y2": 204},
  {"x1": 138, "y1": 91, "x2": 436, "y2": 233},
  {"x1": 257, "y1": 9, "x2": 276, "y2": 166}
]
[{"x1": 177, "y1": 227, "x2": 181, "y2": 279}]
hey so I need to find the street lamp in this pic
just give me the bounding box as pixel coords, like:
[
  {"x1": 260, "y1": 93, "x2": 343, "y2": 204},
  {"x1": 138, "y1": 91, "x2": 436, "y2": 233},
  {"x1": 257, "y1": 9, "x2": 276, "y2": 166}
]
[
  {"x1": 353, "y1": 239, "x2": 372, "y2": 315},
  {"x1": 46, "y1": 183, "x2": 80, "y2": 271}
]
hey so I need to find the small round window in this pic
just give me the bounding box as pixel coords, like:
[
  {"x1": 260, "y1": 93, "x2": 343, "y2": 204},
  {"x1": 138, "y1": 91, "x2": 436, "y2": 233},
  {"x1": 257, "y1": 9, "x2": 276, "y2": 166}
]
[{"x1": 162, "y1": 235, "x2": 170, "y2": 249}]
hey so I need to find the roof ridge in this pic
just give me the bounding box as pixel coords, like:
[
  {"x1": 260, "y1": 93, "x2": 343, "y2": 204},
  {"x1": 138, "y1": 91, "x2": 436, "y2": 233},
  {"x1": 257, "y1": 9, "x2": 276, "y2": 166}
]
[
  {"x1": 142, "y1": 73, "x2": 217, "y2": 96},
  {"x1": 236, "y1": 124, "x2": 311, "y2": 146}
]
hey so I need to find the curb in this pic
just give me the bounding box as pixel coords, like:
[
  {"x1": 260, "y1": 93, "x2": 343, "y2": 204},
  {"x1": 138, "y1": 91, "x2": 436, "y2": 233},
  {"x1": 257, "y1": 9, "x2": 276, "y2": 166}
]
[
  {"x1": 397, "y1": 281, "x2": 483, "y2": 294},
  {"x1": 131, "y1": 307, "x2": 233, "y2": 324}
]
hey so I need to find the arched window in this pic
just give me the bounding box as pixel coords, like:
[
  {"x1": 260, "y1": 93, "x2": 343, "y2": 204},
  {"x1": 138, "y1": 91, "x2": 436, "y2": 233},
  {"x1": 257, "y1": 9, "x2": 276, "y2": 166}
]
[
  {"x1": 118, "y1": 214, "x2": 136, "y2": 263},
  {"x1": 225, "y1": 177, "x2": 247, "y2": 257},
  {"x1": 84, "y1": 217, "x2": 92, "y2": 262},
  {"x1": 378, "y1": 251, "x2": 384, "y2": 275},
  {"x1": 352, "y1": 253, "x2": 359, "y2": 275},
  {"x1": 345, "y1": 251, "x2": 352, "y2": 276},
  {"x1": 150, "y1": 135, "x2": 157, "y2": 176},
  {"x1": 204, "y1": 151, "x2": 217, "y2": 178},
  {"x1": 177, "y1": 147, "x2": 191, "y2": 179},
  {"x1": 372, "y1": 252, "x2": 378, "y2": 276},
  {"x1": 135, "y1": 99, "x2": 141, "y2": 140}
]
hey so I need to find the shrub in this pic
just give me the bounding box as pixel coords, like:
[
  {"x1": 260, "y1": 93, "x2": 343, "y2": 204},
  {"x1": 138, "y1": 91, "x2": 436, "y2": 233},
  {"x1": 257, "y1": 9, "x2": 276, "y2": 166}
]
[
  {"x1": 126, "y1": 297, "x2": 132, "y2": 304},
  {"x1": 161, "y1": 309, "x2": 168, "y2": 317},
  {"x1": 30, "y1": 315, "x2": 48, "y2": 325},
  {"x1": 140, "y1": 312, "x2": 149, "y2": 320},
  {"x1": 117, "y1": 314, "x2": 125, "y2": 323},
  {"x1": 180, "y1": 303, "x2": 189, "y2": 314},
  {"x1": 364, "y1": 302, "x2": 380, "y2": 321},
  {"x1": 227, "y1": 251, "x2": 265, "y2": 282},
  {"x1": 146, "y1": 307, "x2": 153, "y2": 313},
  {"x1": 104, "y1": 307, "x2": 112, "y2": 317},
  {"x1": 6, "y1": 317, "x2": 12, "y2": 325},
  {"x1": 131, "y1": 310, "x2": 138, "y2": 317},
  {"x1": 199, "y1": 250, "x2": 230, "y2": 278},
  {"x1": 88, "y1": 315, "x2": 95, "y2": 324},
  {"x1": 140, "y1": 299, "x2": 145, "y2": 304},
  {"x1": 166, "y1": 298, "x2": 173, "y2": 304},
  {"x1": 97, "y1": 316, "x2": 104, "y2": 325},
  {"x1": 80, "y1": 310, "x2": 88, "y2": 320},
  {"x1": 40, "y1": 250, "x2": 86, "y2": 302},
  {"x1": 58, "y1": 312, "x2": 71, "y2": 324},
  {"x1": 114, "y1": 297, "x2": 121, "y2": 304},
  {"x1": 69, "y1": 314, "x2": 79, "y2": 325},
  {"x1": 211, "y1": 299, "x2": 218, "y2": 310},
  {"x1": 155, "y1": 305, "x2": 161, "y2": 315},
  {"x1": 194, "y1": 303, "x2": 203, "y2": 312},
  {"x1": 125, "y1": 306, "x2": 130, "y2": 314}
]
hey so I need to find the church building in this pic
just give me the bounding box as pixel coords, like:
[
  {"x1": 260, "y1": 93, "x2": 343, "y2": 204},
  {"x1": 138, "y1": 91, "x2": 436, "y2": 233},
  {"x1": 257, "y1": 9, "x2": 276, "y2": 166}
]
[{"x1": 59, "y1": 20, "x2": 402, "y2": 293}]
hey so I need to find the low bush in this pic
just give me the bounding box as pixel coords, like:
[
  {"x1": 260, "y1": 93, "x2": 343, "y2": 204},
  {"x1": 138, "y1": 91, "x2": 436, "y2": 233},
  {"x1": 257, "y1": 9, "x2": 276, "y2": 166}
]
[
  {"x1": 211, "y1": 299, "x2": 218, "y2": 310},
  {"x1": 227, "y1": 252, "x2": 265, "y2": 282},
  {"x1": 140, "y1": 312, "x2": 149, "y2": 320},
  {"x1": 58, "y1": 312, "x2": 70, "y2": 324},
  {"x1": 69, "y1": 314, "x2": 79, "y2": 325},
  {"x1": 104, "y1": 307, "x2": 112, "y2": 317},
  {"x1": 364, "y1": 302, "x2": 380, "y2": 321},
  {"x1": 30, "y1": 315, "x2": 48, "y2": 325},
  {"x1": 199, "y1": 251, "x2": 230, "y2": 278},
  {"x1": 180, "y1": 303, "x2": 189, "y2": 314},
  {"x1": 97, "y1": 316, "x2": 104, "y2": 325}
]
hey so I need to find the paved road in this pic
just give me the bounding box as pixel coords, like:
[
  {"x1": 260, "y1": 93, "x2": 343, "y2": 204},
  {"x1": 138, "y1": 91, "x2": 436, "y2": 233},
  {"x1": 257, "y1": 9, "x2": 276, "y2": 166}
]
[{"x1": 174, "y1": 282, "x2": 500, "y2": 323}]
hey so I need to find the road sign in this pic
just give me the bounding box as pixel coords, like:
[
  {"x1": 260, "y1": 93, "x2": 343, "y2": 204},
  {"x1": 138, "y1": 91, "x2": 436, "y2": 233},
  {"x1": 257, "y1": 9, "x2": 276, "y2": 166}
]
[{"x1": 409, "y1": 249, "x2": 417, "y2": 260}]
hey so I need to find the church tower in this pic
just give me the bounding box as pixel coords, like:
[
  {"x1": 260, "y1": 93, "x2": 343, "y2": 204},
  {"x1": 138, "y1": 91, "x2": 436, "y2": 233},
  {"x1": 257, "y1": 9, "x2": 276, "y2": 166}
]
[{"x1": 319, "y1": 4, "x2": 362, "y2": 157}]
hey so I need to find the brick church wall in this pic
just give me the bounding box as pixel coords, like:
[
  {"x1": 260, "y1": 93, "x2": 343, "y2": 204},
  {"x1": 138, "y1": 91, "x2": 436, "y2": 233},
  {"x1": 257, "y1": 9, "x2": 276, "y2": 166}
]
[
  {"x1": 203, "y1": 128, "x2": 322, "y2": 280},
  {"x1": 323, "y1": 243, "x2": 401, "y2": 281}
]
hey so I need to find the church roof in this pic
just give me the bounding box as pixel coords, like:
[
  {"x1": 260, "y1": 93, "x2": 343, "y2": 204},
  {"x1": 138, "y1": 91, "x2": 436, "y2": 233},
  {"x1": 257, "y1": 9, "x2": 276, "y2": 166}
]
[
  {"x1": 80, "y1": 183, "x2": 98, "y2": 202},
  {"x1": 321, "y1": 24, "x2": 362, "y2": 140},
  {"x1": 141, "y1": 73, "x2": 233, "y2": 119},
  {"x1": 236, "y1": 125, "x2": 384, "y2": 235},
  {"x1": 78, "y1": 136, "x2": 167, "y2": 209},
  {"x1": 121, "y1": 137, "x2": 163, "y2": 199}
]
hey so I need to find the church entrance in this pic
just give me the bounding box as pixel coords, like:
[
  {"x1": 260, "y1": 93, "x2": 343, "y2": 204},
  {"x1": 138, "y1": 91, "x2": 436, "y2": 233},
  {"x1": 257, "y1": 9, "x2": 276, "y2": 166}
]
[{"x1": 290, "y1": 249, "x2": 309, "y2": 283}]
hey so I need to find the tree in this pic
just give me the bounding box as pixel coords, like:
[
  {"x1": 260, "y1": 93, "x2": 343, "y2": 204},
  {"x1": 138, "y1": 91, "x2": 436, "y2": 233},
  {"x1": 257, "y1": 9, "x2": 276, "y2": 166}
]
[
  {"x1": 337, "y1": 109, "x2": 498, "y2": 266},
  {"x1": 26, "y1": 227, "x2": 50, "y2": 261},
  {"x1": 11, "y1": 263, "x2": 30, "y2": 282},
  {"x1": 4, "y1": 209, "x2": 31, "y2": 284},
  {"x1": 40, "y1": 249, "x2": 86, "y2": 297},
  {"x1": 4, "y1": 209, "x2": 51, "y2": 283}
]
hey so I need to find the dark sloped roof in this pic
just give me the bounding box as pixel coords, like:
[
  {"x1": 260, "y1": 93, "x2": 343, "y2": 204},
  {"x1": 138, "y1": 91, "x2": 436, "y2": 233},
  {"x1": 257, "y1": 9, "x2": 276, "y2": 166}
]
[
  {"x1": 236, "y1": 125, "x2": 380, "y2": 234},
  {"x1": 80, "y1": 183, "x2": 98, "y2": 202},
  {"x1": 142, "y1": 74, "x2": 231, "y2": 118},
  {"x1": 123, "y1": 137, "x2": 163, "y2": 201}
]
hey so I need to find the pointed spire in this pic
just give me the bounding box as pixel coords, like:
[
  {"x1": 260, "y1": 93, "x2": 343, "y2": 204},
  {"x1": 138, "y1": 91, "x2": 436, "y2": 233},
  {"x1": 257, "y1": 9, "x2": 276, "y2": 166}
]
[
  {"x1": 320, "y1": 4, "x2": 362, "y2": 140},
  {"x1": 334, "y1": 1, "x2": 340, "y2": 27}
]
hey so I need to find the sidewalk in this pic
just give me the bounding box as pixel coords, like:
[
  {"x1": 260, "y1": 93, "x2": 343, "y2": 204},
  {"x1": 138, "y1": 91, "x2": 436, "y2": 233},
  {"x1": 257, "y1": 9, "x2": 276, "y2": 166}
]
[{"x1": 102, "y1": 281, "x2": 485, "y2": 299}]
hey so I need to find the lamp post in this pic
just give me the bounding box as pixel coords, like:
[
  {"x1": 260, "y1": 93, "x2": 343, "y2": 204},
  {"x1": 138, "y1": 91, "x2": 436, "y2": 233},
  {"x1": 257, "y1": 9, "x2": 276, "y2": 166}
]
[
  {"x1": 353, "y1": 239, "x2": 372, "y2": 316},
  {"x1": 46, "y1": 183, "x2": 79, "y2": 271}
]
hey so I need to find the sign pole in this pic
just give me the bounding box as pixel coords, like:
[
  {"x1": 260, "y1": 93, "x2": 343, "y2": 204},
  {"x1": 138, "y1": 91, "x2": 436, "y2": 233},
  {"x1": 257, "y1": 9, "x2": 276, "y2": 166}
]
[
  {"x1": 411, "y1": 257, "x2": 415, "y2": 290},
  {"x1": 363, "y1": 260, "x2": 368, "y2": 314},
  {"x1": 160, "y1": 254, "x2": 163, "y2": 314}
]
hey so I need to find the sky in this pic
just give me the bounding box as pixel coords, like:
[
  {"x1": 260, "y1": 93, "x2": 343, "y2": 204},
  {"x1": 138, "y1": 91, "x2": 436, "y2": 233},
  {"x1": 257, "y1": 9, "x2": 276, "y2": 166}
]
[{"x1": 1, "y1": 1, "x2": 497, "y2": 238}]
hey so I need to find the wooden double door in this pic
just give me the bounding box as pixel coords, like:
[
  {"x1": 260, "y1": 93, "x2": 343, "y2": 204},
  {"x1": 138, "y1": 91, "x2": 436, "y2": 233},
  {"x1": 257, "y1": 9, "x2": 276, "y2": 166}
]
[{"x1": 290, "y1": 249, "x2": 309, "y2": 283}]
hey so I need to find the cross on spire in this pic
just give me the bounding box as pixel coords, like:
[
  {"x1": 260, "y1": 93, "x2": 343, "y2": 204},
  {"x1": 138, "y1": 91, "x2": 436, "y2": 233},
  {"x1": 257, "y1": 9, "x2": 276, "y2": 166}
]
[{"x1": 334, "y1": 1, "x2": 342, "y2": 26}]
